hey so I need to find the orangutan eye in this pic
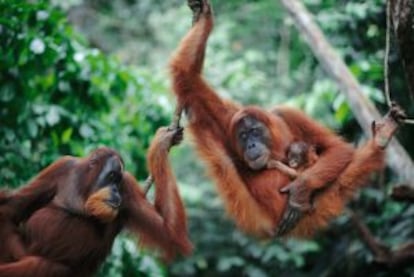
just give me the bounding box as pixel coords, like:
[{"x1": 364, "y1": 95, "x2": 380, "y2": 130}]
[
  {"x1": 107, "y1": 171, "x2": 121, "y2": 183},
  {"x1": 239, "y1": 132, "x2": 247, "y2": 141}
]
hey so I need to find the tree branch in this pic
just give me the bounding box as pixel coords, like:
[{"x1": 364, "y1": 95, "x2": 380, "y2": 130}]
[
  {"x1": 350, "y1": 211, "x2": 414, "y2": 268},
  {"x1": 279, "y1": 0, "x2": 414, "y2": 186},
  {"x1": 391, "y1": 184, "x2": 414, "y2": 203},
  {"x1": 143, "y1": 105, "x2": 184, "y2": 195}
]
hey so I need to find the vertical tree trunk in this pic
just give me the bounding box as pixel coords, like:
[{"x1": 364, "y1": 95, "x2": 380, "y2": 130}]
[{"x1": 390, "y1": 0, "x2": 414, "y2": 100}]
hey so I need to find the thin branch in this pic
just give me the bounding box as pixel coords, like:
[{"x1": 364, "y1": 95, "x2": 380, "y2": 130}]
[
  {"x1": 143, "y1": 105, "x2": 184, "y2": 196},
  {"x1": 169, "y1": 103, "x2": 184, "y2": 130},
  {"x1": 350, "y1": 211, "x2": 414, "y2": 268},
  {"x1": 279, "y1": 0, "x2": 414, "y2": 185},
  {"x1": 349, "y1": 212, "x2": 390, "y2": 261},
  {"x1": 403, "y1": 118, "x2": 414, "y2": 124},
  {"x1": 143, "y1": 176, "x2": 154, "y2": 195}
]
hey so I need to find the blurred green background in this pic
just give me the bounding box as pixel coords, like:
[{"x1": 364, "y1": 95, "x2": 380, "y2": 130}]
[{"x1": 1, "y1": 0, "x2": 413, "y2": 276}]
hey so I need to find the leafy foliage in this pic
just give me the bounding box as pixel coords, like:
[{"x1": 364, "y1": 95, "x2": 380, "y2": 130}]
[
  {"x1": 1, "y1": 0, "x2": 414, "y2": 276},
  {"x1": 0, "y1": 0, "x2": 168, "y2": 188}
]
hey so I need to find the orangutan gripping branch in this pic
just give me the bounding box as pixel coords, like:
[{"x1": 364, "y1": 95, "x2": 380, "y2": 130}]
[
  {"x1": 169, "y1": 0, "x2": 404, "y2": 238},
  {"x1": 0, "y1": 127, "x2": 192, "y2": 277}
]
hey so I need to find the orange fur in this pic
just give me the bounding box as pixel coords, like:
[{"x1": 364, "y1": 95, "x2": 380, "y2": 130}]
[
  {"x1": 169, "y1": 0, "x2": 386, "y2": 238},
  {"x1": 140, "y1": 128, "x2": 193, "y2": 258},
  {"x1": 0, "y1": 142, "x2": 191, "y2": 276},
  {"x1": 267, "y1": 142, "x2": 319, "y2": 179},
  {"x1": 289, "y1": 142, "x2": 318, "y2": 172},
  {"x1": 84, "y1": 188, "x2": 118, "y2": 223}
]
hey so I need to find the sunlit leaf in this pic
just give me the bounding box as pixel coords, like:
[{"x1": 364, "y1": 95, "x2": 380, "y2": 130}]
[
  {"x1": 61, "y1": 128, "x2": 73, "y2": 143},
  {"x1": 46, "y1": 106, "x2": 60, "y2": 126},
  {"x1": 79, "y1": 123, "x2": 94, "y2": 138}
]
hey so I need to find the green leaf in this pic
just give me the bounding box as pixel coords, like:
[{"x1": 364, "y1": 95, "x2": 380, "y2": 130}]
[
  {"x1": 217, "y1": 257, "x2": 244, "y2": 272},
  {"x1": 61, "y1": 128, "x2": 73, "y2": 144},
  {"x1": 45, "y1": 106, "x2": 60, "y2": 126},
  {"x1": 0, "y1": 84, "x2": 15, "y2": 102},
  {"x1": 27, "y1": 121, "x2": 38, "y2": 138},
  {"x1": 80, "y1": 123, "x2": 94, "y2": 138}
]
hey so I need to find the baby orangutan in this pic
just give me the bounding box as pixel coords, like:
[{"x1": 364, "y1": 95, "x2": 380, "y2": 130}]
[
  {"x1": 267, "y1": 142, "x2": 318, "y2": 179},
  {"x1": 170, "y1": 0, "x2": 406, "y2": 238}
]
